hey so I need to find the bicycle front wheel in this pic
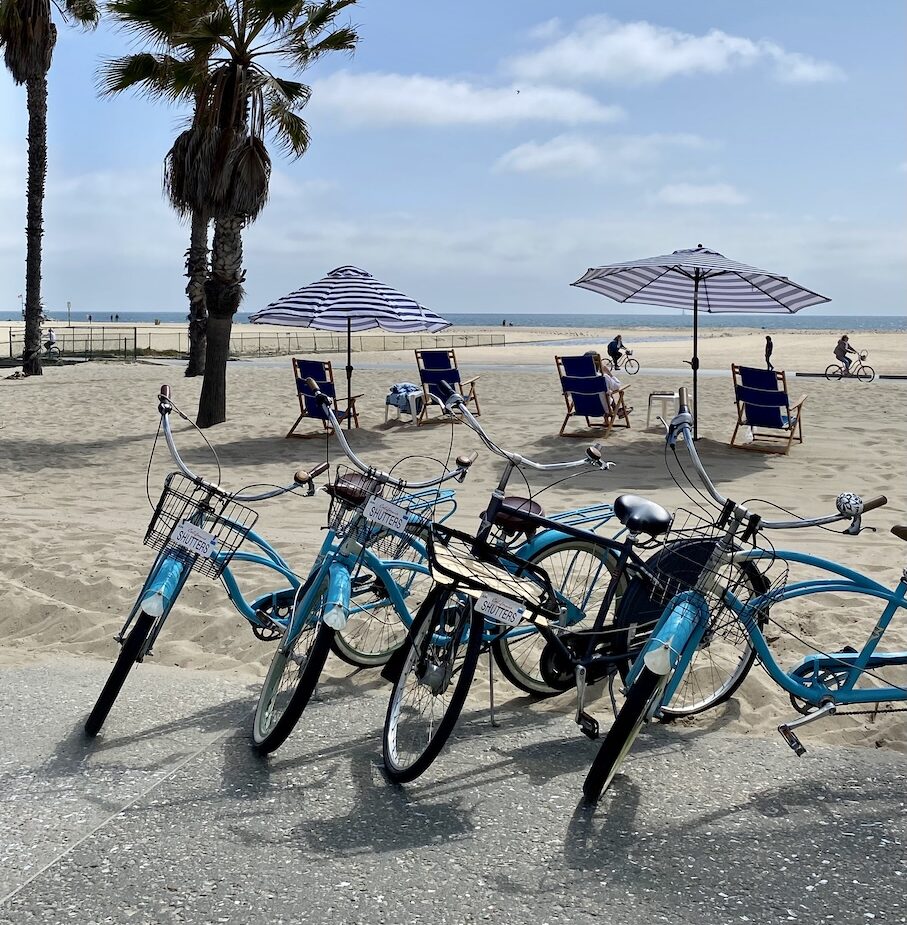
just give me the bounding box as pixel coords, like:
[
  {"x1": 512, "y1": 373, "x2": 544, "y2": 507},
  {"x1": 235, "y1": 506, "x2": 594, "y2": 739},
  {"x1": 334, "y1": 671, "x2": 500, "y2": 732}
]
[
  {"x1": 856, "y1": 364, "x2": 875, "y2": 383},
  {"x1": 253, "y1": 570, "x2": 334, "y2": 754},
  {"x1": 491, "y1": 539, "x2": 622, "y2": 696},
  {"x1": 85, "y1": 611, "x2": 153, "y2": 737},
  {"x1": 623, "y1": 357, "x2": 639, "y2": 375},
  {"x1": 331, "y1": 561, "x2": 431, "y2": 668},
  {"x1": 824, "y1": 364, "x2": 843, "y2": 381},
  {"x1": 615, "y1": 540, "x2": 768, "y2": 718},
  {"x1": 583, "y1": 666, "x2": 665, "y2": 801},
  {"x1": 383, "y1": 585, "x2": 483, "y2": 783}
]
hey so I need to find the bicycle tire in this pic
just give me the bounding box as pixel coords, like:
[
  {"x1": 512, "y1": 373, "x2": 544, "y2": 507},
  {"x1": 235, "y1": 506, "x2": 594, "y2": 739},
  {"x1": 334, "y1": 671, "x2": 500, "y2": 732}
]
[
  {"x1": 824, "y1": 364, "x2": 843, "y2": 381},
  {"x1": 253, "y1": 571, "x2": 334, "y2": 754},
  {"x1": 491, "y1": 539, "x2": 622, "y2": 697},
  {"x1": 856, "y1": 365, "x2": 875, "y2": 383},
  {"x1": 382, "y1": 585, "x2": 483, "y2": 783},
  {"x1": 331, "y1": 562, "x2": 431, "y2": 668},
  {"x1": 583, "y1": 666, "x2": 664, "y2": 801},
  {"x1": 84, "y1": 610, "x2": 153, "y2": 737},
  {"x1": 623, "y1": 357, "x2": 640, "y2": 375},
  {"x1": 614, "y1": 540, "x2": 769, "y2": 718}
]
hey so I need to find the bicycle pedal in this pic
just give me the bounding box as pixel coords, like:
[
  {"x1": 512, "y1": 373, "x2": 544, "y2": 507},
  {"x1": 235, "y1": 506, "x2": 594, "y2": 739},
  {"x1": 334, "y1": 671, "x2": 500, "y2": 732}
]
[
  {"x1": 777, "y1": 723, "x2": 806, "y2": 757},
  {"x1": 578, "y1": 711, "x2": 600, "y2": 740}
]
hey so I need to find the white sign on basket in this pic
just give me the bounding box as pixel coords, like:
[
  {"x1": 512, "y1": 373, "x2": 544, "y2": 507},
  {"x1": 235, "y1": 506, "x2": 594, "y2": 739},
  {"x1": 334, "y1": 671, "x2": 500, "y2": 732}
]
[
  {"x1": 476, "y1": 592, "x2": 525, "y2": 627},
  {"x1": 172, "y1": 521, "x2": 219, "y2": 558},
  {"x1": 363, "y1": 495, "x2": 409, "y2": 534}
]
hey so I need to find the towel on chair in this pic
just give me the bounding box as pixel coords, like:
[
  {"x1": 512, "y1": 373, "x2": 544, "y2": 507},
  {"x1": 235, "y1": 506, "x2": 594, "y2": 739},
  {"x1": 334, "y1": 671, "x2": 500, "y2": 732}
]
[{"x1": 386, "y1": 382, "x2": 423, "y2": 415}]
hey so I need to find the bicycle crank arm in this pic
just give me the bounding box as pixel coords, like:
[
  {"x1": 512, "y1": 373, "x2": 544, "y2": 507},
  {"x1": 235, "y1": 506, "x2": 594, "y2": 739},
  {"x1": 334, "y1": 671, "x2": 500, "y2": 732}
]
[{"x1": 777, "y1": 702, "x2": 836, "y2": 756}]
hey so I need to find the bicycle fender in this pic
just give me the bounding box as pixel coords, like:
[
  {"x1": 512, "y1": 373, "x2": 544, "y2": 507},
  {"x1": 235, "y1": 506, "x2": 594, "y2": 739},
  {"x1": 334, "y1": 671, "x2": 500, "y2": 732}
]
[
  {"x1": 323, "y1": 562, "x2": 352, "y2": 630},
  {"x1": 141, "y1": 556, "x2": 186, "y2": 617},
  {"x1": 642, "y1": 593, "x2": 706, "y2": 677}
]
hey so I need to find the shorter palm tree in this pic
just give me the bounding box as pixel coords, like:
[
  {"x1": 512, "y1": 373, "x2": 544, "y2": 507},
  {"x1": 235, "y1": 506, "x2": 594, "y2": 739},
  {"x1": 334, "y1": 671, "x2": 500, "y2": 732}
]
[{"x1": 103, "y1": 0, "x2": 358, "y2": 425}]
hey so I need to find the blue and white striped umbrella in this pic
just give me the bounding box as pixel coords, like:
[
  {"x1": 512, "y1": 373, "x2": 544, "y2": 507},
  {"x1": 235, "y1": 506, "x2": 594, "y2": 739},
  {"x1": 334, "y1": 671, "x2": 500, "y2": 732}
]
[
  {"x1": 249, "y1": 265, "x2": 450, "y2": 333},
  {"x1": 572, "y1": 245, "x2": 831, "y2": 437},
  {"x1": 250, "y1": 266, "x2": 450, "y2": 425}
]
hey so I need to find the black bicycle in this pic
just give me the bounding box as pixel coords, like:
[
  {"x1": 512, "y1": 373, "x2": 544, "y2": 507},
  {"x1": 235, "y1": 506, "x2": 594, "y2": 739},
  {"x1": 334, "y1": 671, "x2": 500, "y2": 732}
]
[{"x1": 381, "y1": 386, "x2": 771, "y2": 783}]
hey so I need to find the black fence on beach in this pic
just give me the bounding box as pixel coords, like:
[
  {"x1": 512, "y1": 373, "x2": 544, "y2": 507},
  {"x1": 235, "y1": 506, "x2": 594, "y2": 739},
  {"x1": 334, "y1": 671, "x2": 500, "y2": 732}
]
[
  {"x1": 2, "y1": 325, "x2": 506, "y2": 361},
  {"x1": 5, "y1": 326, "x2": 137, "y2": 360}
]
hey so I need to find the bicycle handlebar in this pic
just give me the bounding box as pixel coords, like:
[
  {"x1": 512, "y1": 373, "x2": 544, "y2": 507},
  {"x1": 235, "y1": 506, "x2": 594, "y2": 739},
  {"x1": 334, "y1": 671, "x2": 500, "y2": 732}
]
[
  {"x1": 157, "y1": 385, "x2": 327, "y2": 501},
  {"x1": 436, "y1": 381, "x2": 615, "y2": 473},
  {"x1": 303, "y1": 378, "x2": 476, "y2": 489},
  {"x1": 669, "y1": 386, "x2": 887, "y2": 532}
]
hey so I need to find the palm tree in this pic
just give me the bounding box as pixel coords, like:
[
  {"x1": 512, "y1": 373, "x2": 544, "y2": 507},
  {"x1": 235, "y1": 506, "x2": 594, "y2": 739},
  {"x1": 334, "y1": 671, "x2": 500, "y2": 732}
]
[
  {"x1": 104, "y1": 0, "x2": 358, "y2": 426},
  {"x1": 0, "y1": 0, "x2": 99, "y2": 376}
]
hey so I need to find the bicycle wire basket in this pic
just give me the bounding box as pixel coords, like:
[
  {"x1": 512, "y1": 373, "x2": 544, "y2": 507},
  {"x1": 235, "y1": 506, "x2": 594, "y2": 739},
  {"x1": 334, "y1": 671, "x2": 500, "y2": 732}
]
[
  {"x1": 325, "y1": 466, "x2": 443, "y2": 561},
  {"x1": 426, "y1": 523, "x2": 562, "y2": 623},
  {"x1": 635, "y1": 508, "x2": 788, "y2": 646},
  {"x1": 144, "y1": 472, "x2": 259, "y2": 580}
]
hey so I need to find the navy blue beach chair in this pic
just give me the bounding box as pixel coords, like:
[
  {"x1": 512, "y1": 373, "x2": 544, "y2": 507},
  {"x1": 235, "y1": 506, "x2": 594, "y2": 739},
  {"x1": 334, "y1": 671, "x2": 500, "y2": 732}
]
[
  {"x1": 730, "y1": 364, "x2": 805, "y2": 454},
  {"x1": 287, "y1": 358, "x2": 361, "y2": 437},
  {"x1": 414, "y1": 349, "x2": 480, "y2": 424},
  {"x1": 556, "y1": 355, "x2": 631, "y2": 437}
]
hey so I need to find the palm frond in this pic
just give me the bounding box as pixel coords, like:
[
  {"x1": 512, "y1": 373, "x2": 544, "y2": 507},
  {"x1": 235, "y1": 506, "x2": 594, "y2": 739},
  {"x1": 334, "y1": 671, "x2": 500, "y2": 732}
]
[
  {"x1": 106, "y1": 0, "x2": 193, "y2": 48},
  {"x1": 282, "y1": 22, "x2": 356, "y2": 68},
  {"x1": 62, "y1": 0, "x2": 99, "y2": 26},
  {"x1": 97, "y1": 51, "x2": 199, "y2": 100},
  {"x1": 264, "y1": 95, "x2": 309, "y2": 158},
  {"x1": 0, "y1": 0, "x2": 55, "y2": 83}
]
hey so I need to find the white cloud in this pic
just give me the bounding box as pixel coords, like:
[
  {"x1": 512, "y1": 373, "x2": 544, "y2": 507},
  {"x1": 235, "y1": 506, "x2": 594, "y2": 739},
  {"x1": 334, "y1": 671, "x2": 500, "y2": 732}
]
[
  {"x1": 652, "y1": 182, "x2": 748, "y2": 206},
  {"x1": 495, "y1": 133, "x2": 707, "y2": 179},
  {"x1": 508, "y1": 15, "x2": 844, "y2": 85},
  {"x1": 308, "y1": 71, "x2": 624, "y2": 127}
]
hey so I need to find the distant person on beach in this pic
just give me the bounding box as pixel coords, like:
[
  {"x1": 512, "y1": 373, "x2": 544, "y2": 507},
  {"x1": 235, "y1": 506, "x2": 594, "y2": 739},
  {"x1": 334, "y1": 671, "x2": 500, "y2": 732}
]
[
  {"x1": 115, "y1": 313, "x2": 119, "y2": 322},
  {"x1": 834, "y1": 334, "x2": 857, "y2": 374},
  {"x1": 44, "y1": 327, "x2": 56, "y2": 353},
  {"x1": 765, "y1": 335, "x2": 774, "y2": 371},
  {"x1": 607, "y1": 334, "x2": 627, "y2": 368},
  {"x1": 87, "y1": 314, "x2": 92, "y2": 324},
  {"x1": 502, "y1": 319, "x2": 506, "y2": 327}
]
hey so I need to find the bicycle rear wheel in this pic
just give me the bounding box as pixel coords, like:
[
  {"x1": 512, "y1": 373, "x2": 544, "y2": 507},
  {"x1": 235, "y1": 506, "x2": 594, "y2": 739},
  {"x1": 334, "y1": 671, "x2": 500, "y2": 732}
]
[
  {"x1": 824, "y1": 364, "x2": 843, "y2": 381},
  {"x1": 84, "y1": 611, "x2": 153, "y2": 737},
  {"x1": 383, "y1": 584, "x2": 483, "y2": 783},
  {"x1": 856, "y1": 364, "x2": 875, "y2": 383},
  {"x1": 491, "y1": 539, "x2": 622, "y2": 696},
  {"x1": 623, "y1": 357, "x2": 639, "y2": 375},
  {"x1": 583, "y1": 666, "x2": 665, "y2": 801},
  {"x1": 331, "y1": 562, "x2": 431, "y2": 668},
  {"x1": 614, "y1": 540, "x2": 768, "y2": 717},
  {"x1": 253, "y1": 570, "x2": 334, "y2": 754}
]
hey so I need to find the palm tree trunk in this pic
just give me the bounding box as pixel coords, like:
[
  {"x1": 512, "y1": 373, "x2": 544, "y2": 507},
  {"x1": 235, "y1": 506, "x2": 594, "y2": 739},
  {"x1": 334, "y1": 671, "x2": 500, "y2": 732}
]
[
  {"x1": 196, "y1": 215, "x2": 244, "y2": 427},
  {"x1": 22, "y1": 75, "x2": 48, "y2": 377},
  {"x1": 184, "y1": 209, "x2": 209, "y2": 377}
]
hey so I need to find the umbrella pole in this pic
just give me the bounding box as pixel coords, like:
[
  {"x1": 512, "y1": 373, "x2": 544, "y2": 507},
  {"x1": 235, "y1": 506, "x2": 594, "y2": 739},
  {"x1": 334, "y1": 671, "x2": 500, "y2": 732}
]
[
  {"x1": 346, "y1": 317, "x2": 353, "y2": 430},
  {"x1": 692, "y1": 272, "x2": 700, "y2": 441}
]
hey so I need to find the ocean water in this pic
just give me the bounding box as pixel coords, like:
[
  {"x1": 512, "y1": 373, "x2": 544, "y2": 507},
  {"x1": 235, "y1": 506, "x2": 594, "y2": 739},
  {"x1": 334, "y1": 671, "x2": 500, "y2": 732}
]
[{"x1": 2, "y1": 310, "x2": 904, "y2": 332}]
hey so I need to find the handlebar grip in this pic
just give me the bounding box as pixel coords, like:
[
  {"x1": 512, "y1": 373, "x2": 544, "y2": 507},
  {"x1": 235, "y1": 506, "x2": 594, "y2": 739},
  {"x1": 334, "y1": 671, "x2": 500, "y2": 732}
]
[
  {"x1": 678, "y1": 387, "x2": 689, "y2": 412},
  {"x1": 160, "y1": 384, "x2": 172, "y2": 400},
  {"x1": 456, "y1": 451, "x2": 479, "y2": 468},
  {"x1": 293, "y1": 461, "x2": 330, "y2": 486},
  {"x1": 304, "y1": 377, "x2": 331, "y2": 405},
  {"x1": 862, "y1": 495, "x2": 888, "y2": 513}
]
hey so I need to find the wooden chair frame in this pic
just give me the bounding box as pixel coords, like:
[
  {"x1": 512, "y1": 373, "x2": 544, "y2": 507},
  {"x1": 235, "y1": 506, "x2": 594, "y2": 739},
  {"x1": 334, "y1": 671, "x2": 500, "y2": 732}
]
[
  {"x1": 287, "y1": 357, "x2": 362, "y2": 438},
  {"x1": 729, "y1": 364, "x2": 806, "y2": 454},
  {"x1": 414, "y1": 348, "x2": 481, "y2": 425},
  {"x1": 556, "y1": 355, "x2": 631, "y2": 438}
]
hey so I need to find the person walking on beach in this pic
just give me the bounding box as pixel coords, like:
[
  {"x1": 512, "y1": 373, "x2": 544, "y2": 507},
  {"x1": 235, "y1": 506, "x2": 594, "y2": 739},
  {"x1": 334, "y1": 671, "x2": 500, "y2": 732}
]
[
  {"x1": 834, "y1": 334, "x2": 857, "y2": 374},
  {"x1": 765, "y1": 335, "x2": 774, "y2": 371}
]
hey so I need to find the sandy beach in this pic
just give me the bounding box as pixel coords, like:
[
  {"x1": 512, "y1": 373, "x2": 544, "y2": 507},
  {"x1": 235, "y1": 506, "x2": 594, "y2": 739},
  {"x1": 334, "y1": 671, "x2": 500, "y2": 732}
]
[{"x1": 1, "y1": 325, "x2": 906, "y2": 754}]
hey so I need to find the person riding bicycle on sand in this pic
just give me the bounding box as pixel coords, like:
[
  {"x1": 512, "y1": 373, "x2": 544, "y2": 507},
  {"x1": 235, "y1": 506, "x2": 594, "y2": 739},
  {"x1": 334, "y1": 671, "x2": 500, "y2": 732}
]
[
  {"x1": 607, "y1": 334, "x2": 627, "y2": 368},
  {"x1": 834, "y1": 334, "x2": 857, "y2": 374},
  {"x1": 44, "y1": 327, "x2": 56, "y2": 354}
]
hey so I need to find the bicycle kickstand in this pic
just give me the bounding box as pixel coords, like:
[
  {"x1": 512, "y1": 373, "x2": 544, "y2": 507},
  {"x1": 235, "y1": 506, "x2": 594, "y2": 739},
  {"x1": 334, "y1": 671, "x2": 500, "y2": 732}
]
[
  {"x1": 575, "y1": 665, "x2": 599, "y2": 740},
  {"x1": 777, "y1": 702, "x2": 836, "y2": 757}
]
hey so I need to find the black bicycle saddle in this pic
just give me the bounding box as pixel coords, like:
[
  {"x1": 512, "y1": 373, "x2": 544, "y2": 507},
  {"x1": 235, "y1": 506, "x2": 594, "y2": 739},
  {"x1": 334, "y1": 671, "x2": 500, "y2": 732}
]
[{"x1": 613, "y1": 494, "x2": 672, "y2": 537}]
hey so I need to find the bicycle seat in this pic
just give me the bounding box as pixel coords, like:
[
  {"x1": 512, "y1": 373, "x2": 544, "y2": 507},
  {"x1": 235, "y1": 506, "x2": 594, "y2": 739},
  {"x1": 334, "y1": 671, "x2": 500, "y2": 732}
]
[
  {"x1": 613, "y1": 494, "x2": 672, "y2": 537},
  {"x1": 891, "y1": 526, "x2": 907, "y2": 543},
  {"x1": 494, "y1": 497, "x2": 545, "y2": 536},
  {"x1": 326, "y1": 473, "x2": 383, "y2": 506}
]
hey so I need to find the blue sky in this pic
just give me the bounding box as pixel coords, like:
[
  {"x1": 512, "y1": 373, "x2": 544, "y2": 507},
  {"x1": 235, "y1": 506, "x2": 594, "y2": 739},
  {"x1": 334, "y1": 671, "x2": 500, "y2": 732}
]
[{"x1": 1, "y1": 0, "x2": 905, "y2": 317}]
